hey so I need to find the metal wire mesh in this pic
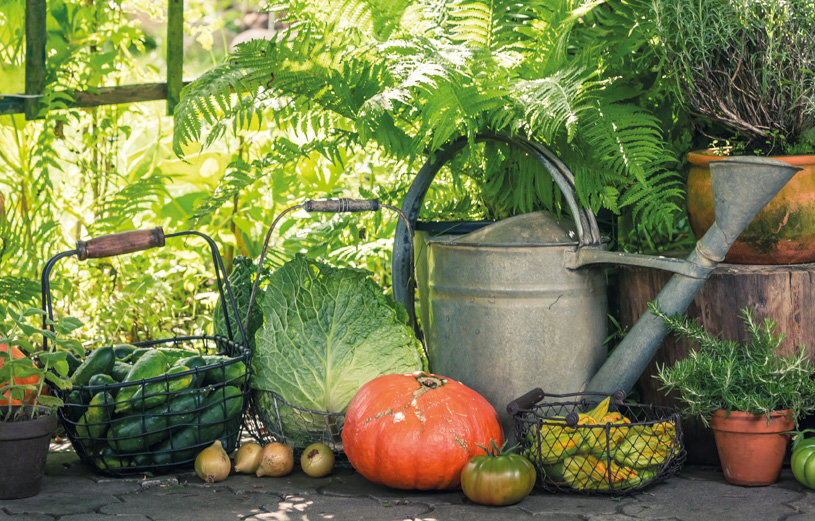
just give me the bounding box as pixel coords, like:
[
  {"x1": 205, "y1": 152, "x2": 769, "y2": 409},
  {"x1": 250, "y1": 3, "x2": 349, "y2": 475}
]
[
  {"x1": 245, "y1": 390, "x2": 351, "y2": 467},
  {"x1": 513, "y1": 393, "x2": 686, "y2": 495},
  {"x1": 55, "y1": 335, "x2": 251, "y2": 476}
]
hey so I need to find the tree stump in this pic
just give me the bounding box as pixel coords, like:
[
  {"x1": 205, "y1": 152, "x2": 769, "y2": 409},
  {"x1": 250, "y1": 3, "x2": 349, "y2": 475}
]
[{"x1": 617, "y1": 261, "x2": 815, "y2": 465}]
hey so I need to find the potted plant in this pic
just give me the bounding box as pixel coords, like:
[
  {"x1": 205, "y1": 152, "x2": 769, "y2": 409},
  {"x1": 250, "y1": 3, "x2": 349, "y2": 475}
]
[
  {"x1": 650, "y1": 302, "x2": 815, "y2": 486},
  {"x1": 0, "y1": 308, "x2": 82, "y2": 499},
  {"x1": 651, "y1": 0, "x2": 815, "y2": 264}
]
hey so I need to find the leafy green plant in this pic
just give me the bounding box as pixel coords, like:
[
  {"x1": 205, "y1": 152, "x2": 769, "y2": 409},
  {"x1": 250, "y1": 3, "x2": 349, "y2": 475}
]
[
  {"x1": 174, "y1": 0, "x2": 687, "y2": 238},
  {"x1": 251, "y1": 254, "x2": 427, "y2": 443},
  {"x1": 650, "y1": 302, "x2": 815, "y2": 426},
  {"x1": 1, "y1": 308, "x2": 84, "y2": 422},
  {"x1": 651, "y1": 0, "x2": 815, "y2": 155}
]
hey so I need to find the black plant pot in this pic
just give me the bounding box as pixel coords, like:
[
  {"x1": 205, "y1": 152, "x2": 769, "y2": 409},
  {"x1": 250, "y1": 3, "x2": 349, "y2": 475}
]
[{"x1": 0, "y1": 406, "x2": 57, "y2": 499}]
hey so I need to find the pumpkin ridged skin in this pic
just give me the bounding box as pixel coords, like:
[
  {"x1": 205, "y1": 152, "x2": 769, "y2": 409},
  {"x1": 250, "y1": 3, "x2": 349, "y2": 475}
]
[{"x1": 341, "y1": 372, "x2": 504, "y2": 490}]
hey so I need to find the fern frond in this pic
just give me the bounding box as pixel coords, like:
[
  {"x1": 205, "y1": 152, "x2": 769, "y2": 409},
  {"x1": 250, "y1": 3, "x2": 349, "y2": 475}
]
[
  {"x1": 90, "y1": 174, "x2": 171, "y2": 234},
  {"x1": 510, "y1": 67, "x2": 593, "y2": 143}
]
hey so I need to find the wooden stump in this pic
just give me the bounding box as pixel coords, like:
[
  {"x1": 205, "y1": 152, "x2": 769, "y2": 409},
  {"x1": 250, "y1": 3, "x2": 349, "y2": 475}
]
[{"x1": 617, "y1": 261, "x2": 815, "y2": 465}]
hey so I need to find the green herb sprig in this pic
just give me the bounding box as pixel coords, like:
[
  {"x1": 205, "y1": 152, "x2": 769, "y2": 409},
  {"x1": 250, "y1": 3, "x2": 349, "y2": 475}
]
[{"x1": 650, "y1": 302, "x2": 815, "y2": 426}]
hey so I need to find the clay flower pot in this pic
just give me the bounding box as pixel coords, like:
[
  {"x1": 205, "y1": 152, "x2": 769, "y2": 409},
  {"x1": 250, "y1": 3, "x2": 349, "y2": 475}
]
[
  {"x1": 709, "y1": 409, "x2": 794, "y2": 486},
  {"x1": 686, "y1": 150, "x2": 815, "y2": 264},
  {"x1": 0, "y1": 406, "x2": 57, "y2": 499}
]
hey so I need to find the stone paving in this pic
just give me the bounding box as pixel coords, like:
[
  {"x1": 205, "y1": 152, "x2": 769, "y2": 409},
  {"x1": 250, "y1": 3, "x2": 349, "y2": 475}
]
[{"x1": 2, "y1": 445, "x2": 815, "y2": 521}]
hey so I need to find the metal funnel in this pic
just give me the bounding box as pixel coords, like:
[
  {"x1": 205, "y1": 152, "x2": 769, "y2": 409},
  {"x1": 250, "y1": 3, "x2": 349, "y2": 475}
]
[
  {"x1": 711, "y1": 157, "x2": 801, "y2": 247},
  {"x1": 588, "y1": 156, "x2": 802, "y2": 395}
]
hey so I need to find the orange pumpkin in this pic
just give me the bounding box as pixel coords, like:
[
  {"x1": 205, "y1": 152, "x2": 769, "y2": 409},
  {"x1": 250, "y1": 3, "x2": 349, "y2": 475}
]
[
  {"x1": 341, "y1": 372, "x2": 504, "y2": 490},
  {"x1": 0, "y1": 343, "x2": 40, "y2": 406}
]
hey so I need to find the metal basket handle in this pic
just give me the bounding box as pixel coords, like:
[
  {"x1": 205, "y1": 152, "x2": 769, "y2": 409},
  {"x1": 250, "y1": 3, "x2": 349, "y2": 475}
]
[
  {"x1": 391, "y1": 133, "x2": 602, "y2": 329},
  {"x1": 40, "y1": 228, "x2": 247, "y2": 350},
  {"x1": 244, "y1": 198, "x2": 418, "y2": 337}
]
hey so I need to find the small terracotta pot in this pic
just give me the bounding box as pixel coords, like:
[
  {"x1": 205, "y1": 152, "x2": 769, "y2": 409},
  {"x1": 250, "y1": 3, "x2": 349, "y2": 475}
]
[
  {"x1": 686, "y1": 150, "x2": 815, "y2": 264},
  {"x1": 709, "y1": 409, "x2": 794, "y2": 486}
]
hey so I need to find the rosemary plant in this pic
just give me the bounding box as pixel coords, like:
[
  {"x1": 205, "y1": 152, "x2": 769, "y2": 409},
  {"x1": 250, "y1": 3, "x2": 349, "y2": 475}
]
[
  {"x1": 651, "y1": 0, "x2": 815, "y2": 155},
  {"x1": 650, "y1": 302, "x2": 815, "y2": 426}
]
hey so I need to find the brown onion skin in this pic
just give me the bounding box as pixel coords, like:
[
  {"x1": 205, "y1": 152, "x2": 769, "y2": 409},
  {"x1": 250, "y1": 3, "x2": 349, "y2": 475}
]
[{"x1": 256, "y1": 442, "x2": 294, "y2": 477}]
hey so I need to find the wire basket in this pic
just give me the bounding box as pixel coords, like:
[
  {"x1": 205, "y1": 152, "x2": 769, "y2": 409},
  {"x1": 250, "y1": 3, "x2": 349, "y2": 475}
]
[
  {"x1": 42, "y1": 229, "x2": 252, "y2": 476},
  {"x1": 241, "y1": 199, "x2": 418, "y2": 463},
  {"x1": 509, "y1": 389, "x2": 686, "y2": 495},
  {"x1": 245, "y1": 390, "x2": 350, "y2": 466}
]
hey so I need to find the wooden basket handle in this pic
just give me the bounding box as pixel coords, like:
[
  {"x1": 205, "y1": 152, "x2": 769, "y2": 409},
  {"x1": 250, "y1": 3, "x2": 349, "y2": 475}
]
[{"x1": 76, "y1": 227, "x2": 165, "y2": 260}]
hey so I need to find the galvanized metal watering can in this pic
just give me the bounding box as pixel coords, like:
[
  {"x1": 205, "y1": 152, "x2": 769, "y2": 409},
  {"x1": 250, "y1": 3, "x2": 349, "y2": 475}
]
[{"x1": 391, "y1": 134, "x2": 801, "y2": 430}]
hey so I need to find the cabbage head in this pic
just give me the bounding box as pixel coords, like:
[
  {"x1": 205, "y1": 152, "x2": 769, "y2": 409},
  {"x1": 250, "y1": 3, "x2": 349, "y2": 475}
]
[{"x1": 252, "y1": 254, "x2": 427, "y2": 418}]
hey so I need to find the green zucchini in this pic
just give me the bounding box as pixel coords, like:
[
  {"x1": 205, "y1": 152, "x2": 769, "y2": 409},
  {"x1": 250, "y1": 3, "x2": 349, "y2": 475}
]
[{"x1": 71, "y1": 346, "x2": 115, "y2": 386}]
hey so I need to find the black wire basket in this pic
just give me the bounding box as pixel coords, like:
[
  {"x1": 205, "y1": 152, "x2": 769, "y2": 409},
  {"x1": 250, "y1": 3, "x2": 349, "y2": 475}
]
[
  {"x1": 42, "y1": 228, "x2": 252, "y2": 476},
  {"x1": 245, "y1": 390, "x2": 348, "y2": 465},
  {"x1": 241, "y1": 199, "x2": 417, "y2": 466},
  {"x1": 508, "y1": 389, "x2": 686, "y2": 495}
]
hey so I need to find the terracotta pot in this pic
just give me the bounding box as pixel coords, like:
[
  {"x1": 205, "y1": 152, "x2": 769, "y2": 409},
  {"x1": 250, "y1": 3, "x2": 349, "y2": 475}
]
[
  {"x1": 0, "y1": 406, "x2": 57, "y2": 499},
  {"x1": 709, "y1": 409, "x2": 794, "y2": 486},
  {"x1": 686, "y1": 150, "x2": 815, "y2": 264}
]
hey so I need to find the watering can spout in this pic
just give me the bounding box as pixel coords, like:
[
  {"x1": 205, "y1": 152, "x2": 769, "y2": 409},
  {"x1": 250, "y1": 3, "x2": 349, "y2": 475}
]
[{"x1": 587, "y1": 156, "x2": 802, "y2": 395}]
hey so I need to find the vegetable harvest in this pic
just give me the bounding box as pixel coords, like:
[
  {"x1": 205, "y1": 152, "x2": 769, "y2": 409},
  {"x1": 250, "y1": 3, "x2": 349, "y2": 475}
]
[
  {"x1": 61, "y1": 344, "x2": 247, "y2": 471},
  {"x1": 523, "y1": 397, "x2": 679, "y2": 491},
  {"x1": 341, "y1": 372, "x2": 504, "y2": 490},
  {"x1": 227, "y1": 254, "x2": 427, "y2": 446},
  {"x1": 792, "y1": 432, "x2": 815, "y2": 489},
  {"x1": 461, "y1": 440, "x2": 536, "y2": 506}
]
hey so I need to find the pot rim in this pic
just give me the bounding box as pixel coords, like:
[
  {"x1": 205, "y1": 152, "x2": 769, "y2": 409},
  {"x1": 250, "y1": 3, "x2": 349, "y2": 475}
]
[
  {"x1": 709, "y1": 408, "x2": 795, "y2": 434},
  {"x1": 688, "y1": 149, "x2": 815, "y2": 167}
]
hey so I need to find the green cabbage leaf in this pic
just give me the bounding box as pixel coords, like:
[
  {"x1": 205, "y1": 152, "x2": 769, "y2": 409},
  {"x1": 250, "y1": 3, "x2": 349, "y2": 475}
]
[{"x1": 251, "y1": 254, "x2": 427, "y2": 416}]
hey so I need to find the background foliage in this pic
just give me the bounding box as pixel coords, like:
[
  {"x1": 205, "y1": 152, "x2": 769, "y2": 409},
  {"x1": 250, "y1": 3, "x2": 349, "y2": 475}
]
[{"x1": 1, "y1": 0, "x2": 696, "y2": 346}]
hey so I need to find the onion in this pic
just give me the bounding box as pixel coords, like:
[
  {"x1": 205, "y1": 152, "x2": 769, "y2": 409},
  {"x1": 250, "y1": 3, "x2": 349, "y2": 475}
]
[
  {"x1": 233, "y1": 442, "x2": 263, "y2": 474},
  {"x1": 195, "y1": 440, "x2": 231, "y2": 483},
  {"x1": 256, "y1": 442, "x2": 294, "y2": 477},
  {"x1": 300, "y1": 442, "x2": 335, "y2": 478}
]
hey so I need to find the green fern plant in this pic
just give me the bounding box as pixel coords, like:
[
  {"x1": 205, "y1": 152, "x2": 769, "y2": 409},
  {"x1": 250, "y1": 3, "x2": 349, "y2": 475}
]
[{"x1": 173, "y1": 0, "x2": 687, "y2": 239}]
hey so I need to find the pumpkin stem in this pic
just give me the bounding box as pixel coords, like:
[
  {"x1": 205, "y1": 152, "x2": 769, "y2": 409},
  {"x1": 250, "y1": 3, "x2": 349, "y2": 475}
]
[{"x1": 413, "y1": 374, "x2": 446, "y2": 400}]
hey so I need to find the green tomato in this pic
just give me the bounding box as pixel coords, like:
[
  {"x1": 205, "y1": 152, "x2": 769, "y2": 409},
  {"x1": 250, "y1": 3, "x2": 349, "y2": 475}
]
[
  {"x1": 460, "y1": 449, "x2": 536, "y2": 506},
  {"x1": 792, "y1": 438, "x2": 815, "y2": 489}
]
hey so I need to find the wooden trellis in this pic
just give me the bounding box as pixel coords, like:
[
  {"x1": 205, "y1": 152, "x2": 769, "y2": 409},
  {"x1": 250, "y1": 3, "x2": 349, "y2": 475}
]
[{"x1": 0, "y1": 0, "x2": 184, "y2": 118}]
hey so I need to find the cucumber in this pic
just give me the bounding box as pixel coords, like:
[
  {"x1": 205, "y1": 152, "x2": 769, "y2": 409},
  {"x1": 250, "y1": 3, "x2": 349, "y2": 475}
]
[
  {"x1": 88, "y1": 373, "x2": 117, "y2": 388},
  {"x1": 116, "y1": 365, "x2": 194, "y2": 414},
  {"x1": 113, "y1": 351, "x2": 170, "y2": 411},
  {"x1": 71, "y1": 346, "x2": 115, "y2": 386},
  {"x1": 175, "y1": 355, "x2": 207, "y2": 387},
  {"x1": 108, "y1": 387, "x2": 214, "y2": 455},
  {"x1": 110, "y1": 361, "x2": 131, "y2": 382},
  {"x1": 107, "y1": 413, "x2": 170, "y2": 453},
  {"x1": 113, "y1": 343, "x2": 137, "y2": 360},
  {"x1": 201, "y1": 356, "x2": 247, "y2": 386},
  {"x1": 65, "y1": 351, "x2": 83, "y2": 374},
  {"x1": 130, "y1": 347, "x2": 200, "y2": 365},
  {"x1": 75, "y1": 391, "x2": 115, "y2": 439},
  {"x1": 152, "y1": 386, "x2": 244, "y2": 464}
]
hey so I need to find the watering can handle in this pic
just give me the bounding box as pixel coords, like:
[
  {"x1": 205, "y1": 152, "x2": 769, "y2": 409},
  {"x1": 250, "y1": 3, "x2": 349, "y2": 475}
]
[{"x1": 392, "y1": 133, "x2": 602, "y2": 329}]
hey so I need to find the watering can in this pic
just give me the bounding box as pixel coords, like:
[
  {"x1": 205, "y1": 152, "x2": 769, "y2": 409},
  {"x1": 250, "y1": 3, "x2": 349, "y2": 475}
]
[{"x1": 391, "y1": 134, "x2": 801, "y2": 431}]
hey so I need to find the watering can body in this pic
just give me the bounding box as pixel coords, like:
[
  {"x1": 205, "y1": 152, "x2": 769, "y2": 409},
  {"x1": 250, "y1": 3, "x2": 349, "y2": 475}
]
[
  {"x1": 392, "y1": 134, "x2": 800, "y2": 432},
  {"x1": 423, "y1": 213, "x2": 608, "y2": 433}
]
